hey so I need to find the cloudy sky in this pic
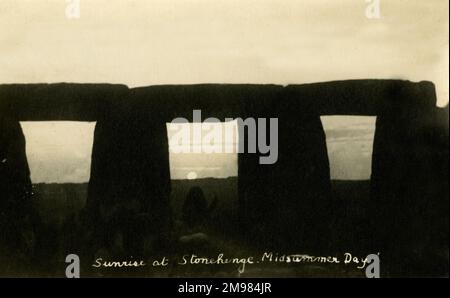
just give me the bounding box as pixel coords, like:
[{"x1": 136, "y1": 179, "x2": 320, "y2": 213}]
[
  {"x1": 20, "y1": 121, "x2": 96, "y2": 183},
  {"x1": 3, "y1": 0, "x2": 448, "y2": 182}
]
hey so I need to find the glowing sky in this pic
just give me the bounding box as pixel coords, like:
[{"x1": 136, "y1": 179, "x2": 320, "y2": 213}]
[
  {"x1": 20, "y1": 118, "x2": 376, "y2": 183},
  {"x1": 5, "y1": 1, "x2": 448, "y2": 182},
  {"x1": 0, "y1": 0, "x2": 447, "y2": 106}
]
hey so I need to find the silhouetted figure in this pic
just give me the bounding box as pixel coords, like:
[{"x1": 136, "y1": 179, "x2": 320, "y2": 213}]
[
  {"x1": 182, "y1": 187, "x2": 217, "y2": 229},
  {"x1": 176, "y1": 186, "x2": 219, "y2": 266}
]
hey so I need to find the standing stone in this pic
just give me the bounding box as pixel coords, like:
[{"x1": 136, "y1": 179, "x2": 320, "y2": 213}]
[
  {"x1": 0, "y1": 116, "x2": 36, "y2": 261},
  {"x1": 370, "y1": 81, "x2": 448, "y2": 276},
  {"x1": 238, "y1": 85, "x2": 333, "y2": 252},
  {"x1": 86, "y1": 88, "x2": 172, "y2": 256}
]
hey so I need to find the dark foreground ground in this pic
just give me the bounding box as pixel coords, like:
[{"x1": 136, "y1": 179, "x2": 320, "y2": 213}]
[{"x1": 0, "y1": 178, "x2": 447, "y2": 277}]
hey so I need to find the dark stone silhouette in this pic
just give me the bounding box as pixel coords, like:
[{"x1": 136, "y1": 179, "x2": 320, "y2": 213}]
[
  {"x1": 0, "y1": 116, "x2": 36, "y2": 260},
  {"x1": 371, "y1": 98, "x2": 449, "y2": 276},
  {"x1": 280, "y1": 80, "x2": 445, "y2": 258},
  {"x1": 238, "y1": 97, "x2": 332, "y2": 252},
  {"x1": 0, "y1": 83, "x2": 128, "y2": 121},
  {"x1": 0, "y1": 80, "x2": 447, "y2": 276},
  {"x1": 86, "y1": 90, "x2": 172, "y2": 256}
]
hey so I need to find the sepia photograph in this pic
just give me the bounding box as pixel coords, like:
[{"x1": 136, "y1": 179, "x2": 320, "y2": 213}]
[{"x1": 0, "y1": 0, "x2": 448, "y2": 281}]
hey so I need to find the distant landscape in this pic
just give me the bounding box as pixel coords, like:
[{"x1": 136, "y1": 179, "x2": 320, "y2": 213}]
[
  {"x1": 32, "y1": 177, "x2": 239, "y2": 226},
  {"x1": 32, "y1": 178, "x2": 371, "y2": 246},
  {"x1": 21, "y1": 117, "x2": 376, "y2": 183},
  {"x1": 27, "y1": 178, "x2": 371, "y2": 277}
]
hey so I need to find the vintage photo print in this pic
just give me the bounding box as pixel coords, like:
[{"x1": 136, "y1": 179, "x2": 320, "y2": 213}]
[{"x1": 0, "y1": 0, "x2": 448, "y2": 279}]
